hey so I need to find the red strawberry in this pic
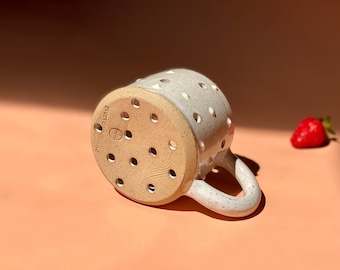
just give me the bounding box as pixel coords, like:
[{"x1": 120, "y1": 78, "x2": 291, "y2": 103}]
[{"x1": 290, "y1": 116, "x2": 336, "y2": 148}]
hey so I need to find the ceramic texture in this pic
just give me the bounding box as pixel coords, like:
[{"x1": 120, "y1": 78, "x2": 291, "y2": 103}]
[{"x1": 91, "y1": 69, "x2": 261, "y2": 217}]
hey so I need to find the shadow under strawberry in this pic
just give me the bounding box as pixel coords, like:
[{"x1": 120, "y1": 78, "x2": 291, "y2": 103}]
[{"x1": 320, "y1": 137, "x2": 338, "y2": 147}]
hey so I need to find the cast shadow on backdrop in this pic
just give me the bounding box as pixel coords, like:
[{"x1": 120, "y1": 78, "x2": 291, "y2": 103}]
[{"x1": 159, "y1": 155, "x2": 266, "y2": 221}]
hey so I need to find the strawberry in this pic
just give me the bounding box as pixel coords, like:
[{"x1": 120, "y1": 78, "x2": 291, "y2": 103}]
[{"x1": 290, "y1": 116, "x2": 336, "y2": 148}]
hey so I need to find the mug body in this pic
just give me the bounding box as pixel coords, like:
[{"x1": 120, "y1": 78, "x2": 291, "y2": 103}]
[{"x1": 91, "y1": 69, "x2": 234, "y2": 205}]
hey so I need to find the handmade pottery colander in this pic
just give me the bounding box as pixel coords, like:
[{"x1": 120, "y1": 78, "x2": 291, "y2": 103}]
[{"x1": 91, "y1": 69, "x2": 261, "y2": 217}]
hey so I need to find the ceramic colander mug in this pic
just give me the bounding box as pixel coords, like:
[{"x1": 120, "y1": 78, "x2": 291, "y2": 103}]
[{"x1": 91, "y1": 69, "x2": 261, "y2": 217}]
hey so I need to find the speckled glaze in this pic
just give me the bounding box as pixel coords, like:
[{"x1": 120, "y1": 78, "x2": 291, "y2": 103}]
[
  {"x1": 91, "y1": 69, "x2": 261, "y2": 217},
  {"x1": 132, "y1": 69, "x2": 233, "y2": 166}
]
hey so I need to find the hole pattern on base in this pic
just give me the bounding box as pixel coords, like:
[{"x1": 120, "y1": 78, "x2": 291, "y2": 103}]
[{"x1": 98, "y1": 95, "x2": 183, "y2": 197}]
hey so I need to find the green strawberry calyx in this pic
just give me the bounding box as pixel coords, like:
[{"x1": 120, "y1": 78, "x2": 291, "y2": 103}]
[{"x1": 319, "y1": 116, "x2": 336, "y2": 139}]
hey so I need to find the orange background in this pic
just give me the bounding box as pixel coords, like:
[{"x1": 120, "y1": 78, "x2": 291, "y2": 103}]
[{"x1": 1, "y1": 1, "x2": 339, "y2": 269}]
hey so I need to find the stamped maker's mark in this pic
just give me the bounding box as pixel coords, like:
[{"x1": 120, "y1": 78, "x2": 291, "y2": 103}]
[
  {"x1": 109, "y1": 128, "x2": 123, "y2": 141},
  {"x1": 94, "y1": 105, "x2": 110, "y2": 152}
]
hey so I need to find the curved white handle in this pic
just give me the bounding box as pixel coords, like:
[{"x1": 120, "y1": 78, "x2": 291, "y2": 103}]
[{"x1": 185, "y1": 150, "x2": 261, "y2": 217}]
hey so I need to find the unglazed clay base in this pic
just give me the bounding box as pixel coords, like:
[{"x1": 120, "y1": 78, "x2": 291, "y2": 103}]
[{"x1": 91, "y1": 86, "x2": 197, "y2": 205}]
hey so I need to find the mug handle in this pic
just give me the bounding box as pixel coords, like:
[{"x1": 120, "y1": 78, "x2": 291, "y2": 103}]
[{"x1": 184, "y1": 149, "x2": 261, "y2": 217}]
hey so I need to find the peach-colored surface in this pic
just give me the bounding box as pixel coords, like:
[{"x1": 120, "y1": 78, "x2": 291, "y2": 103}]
[
  {"x1": 1, "y1": 1, "x2": 340, "y2": 269},
  {"x1": 1, "y1": 101, "x2": 339, "y2": 269}
]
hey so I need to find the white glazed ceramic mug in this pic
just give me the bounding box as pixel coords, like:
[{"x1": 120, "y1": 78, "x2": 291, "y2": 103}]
[{"x1": 91, "y1": 69, "x2": 261, "y2": 217}]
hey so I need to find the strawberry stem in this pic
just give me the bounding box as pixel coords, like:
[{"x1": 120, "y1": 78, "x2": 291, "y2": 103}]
[{"x1": 321, "y1": 116, "x2": 336, "y2": 138}]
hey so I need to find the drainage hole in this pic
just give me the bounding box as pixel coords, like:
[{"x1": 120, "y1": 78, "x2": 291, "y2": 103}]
[
  {"x1": 208, "y1": 107, "x2": 217, "y2": 117},
  {"x1": 125, "y1": 130, "x2": 132, "y2": 139},
  {"x1": 115, "y1": 178, "x2": 124, "y2": 187},
  {"x1": 131, "y1": 98, "x2": 140, "y2": 108},
  {"x1": 148, "y1": 184, "x2": 155, "y2": 193},
  {"x1": 198, "y1": 82, "x2": 207, "y2": 89},
  {"x1": 193, "y1": 112, "x2": 202, "y2": 123},
  {"x1": 226, "y1": 117, "x2": 232, "y2": 127},
  {"x1": 160, "y1": 78, "x2": 170, "y2": 83},
  {"x1": 182, "y1": 92, "x2": 190, "y2": 100},
  {"x1": 221, "y1": 139, "x2": 225, "y2": 149},
  {"x1": 211, "y1": 85, "x2": 220, "y2": 91},
  {"x1": 152, "y1": 84, "x2": 161, "y2": 89},
  {"x1": 107, "y1": 153, "x2": 115, "y2": 163},
  {"x1": 212, "y1": 168, "x2": 219, "y2": 173},
  {"x1": 130, "y1": 157, "x2": 138, "y2": 166},
  {"x1": 150, "y1": 113, "x2": 158, "y2": 123},
  {"x1": 169, "y1": 140, "x2": 177, "y2": 150},
  {"x1": 149, "y1": 147, "x2": 157, "y2": 156},
  {"x1": 120, "y1": 111, "x2": 130, "y2": 120},
  {"x1": 199, "y1": 140, "x2": 205, "y2": 150},
  {"x1": 94, "y1": 123, "x2": 102, "y2": 132},
  {"x1": 169, "y1": 169, "x2": 176, "y2": 178}
]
